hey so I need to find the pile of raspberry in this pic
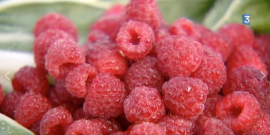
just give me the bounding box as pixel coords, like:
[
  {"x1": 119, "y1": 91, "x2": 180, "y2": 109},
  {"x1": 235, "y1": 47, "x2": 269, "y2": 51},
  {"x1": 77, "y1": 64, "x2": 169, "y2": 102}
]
[{"x1": 1, "y1": 0, "x2": 270, "y2": 135}]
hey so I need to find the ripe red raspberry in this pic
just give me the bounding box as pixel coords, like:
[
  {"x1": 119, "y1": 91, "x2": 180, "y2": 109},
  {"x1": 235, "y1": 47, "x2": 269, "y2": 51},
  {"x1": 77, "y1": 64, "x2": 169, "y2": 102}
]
[
  {"x1": 190, "y1": 55, "x2": 226, "y2": 95},
  {"x1": 65, "y1": 119, "x2": 102, "y2": 135},
  {"x1": 197, "y1": 118, "x2": 234, "y2": 135},
  {"x1": 157, "y1": 35, "x2": 203, "y2": 78},
  {"x1": 202, "y1": 45, "x2": 223, "y2": 60},
  {"x1": 83, "y1": 73, "x2": 127, "y2": 118},
  {"x1": 29, "y1": 120, "x2": 41, "y2": 135},
  {"x1": 87, "y1": 30, "x2": 110, "y2": 43},
  {"x1": 162, "y1": 76, "x2": 208, "y2": 120},
  {"x1": 125, "y1": 0, "x2": 162, "y2": 29},
  {"x1": 157, "y1": 115, "x2": 195, "y2": 135},
  {"x1": 127, "y1": 122, "x2": 166, "y2": 135},
  {"x1": 124, "y1": 56, "x2": 164, "y2": 93},
  {"x1": 123, "y1": 86, "x2": 165, "y2": 123},
  {"x1": 223, "y1": 65, "x2": 270, "y2": 111},
  {"x1": 226, "y1": 45, "x2": 267, "y2": 75},
  {"x1": 0, "y1": 84, "x2": 4, "y2": 106},
  {"x1": 216, "y1": 91, "x2": 261, "y2": 133},
  {"x1": 40, "y1": 107, "x2": 73, "y2": 135},
  {"x1": 14, "y1": 92, "x2": 51, "y2": 128},
  {"x1": 200, "y1": 32, "x2": 232, "y2": 61},
  {"x1": 45, "y1": 39, "x2": 86, "y2": 79},
  {"x1": 12, "y1": 66, "x2": 49, "y2": 95},
  {"x1": 243, "y1": 111, "x2": 270, "y2": 135},
  {"x1": 92, "y1": 118, "x2": 122, "y2": 135},
  {"x1": 0, "y1": 91, "x2": 23, "y2": 118},
  {"x1": 34, "y1": 29, "x2": 73, "y2": 73},
  {"x1": 116, "y1": 20, "x2": 154, "y2": 61},
  {"x1": 34, "y1": 12, "x2": 78, "y2": 41},
  {"x1": 104, "y1": 4, "x2": 125, "y2": 16},
  {"x1": 65, "y1": 63, "x2": 97, "y2": 98},
  {"x1": 72, "y1": 108, "x2": 91, "y2": 120},
  {"x1": 218, "y1": 23, "x2": 254, "y2": 48}
]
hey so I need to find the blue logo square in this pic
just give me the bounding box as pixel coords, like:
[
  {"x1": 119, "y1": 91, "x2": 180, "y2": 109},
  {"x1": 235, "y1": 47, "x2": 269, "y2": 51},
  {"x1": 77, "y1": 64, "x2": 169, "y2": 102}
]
[{"x1": 242, "y1": 14, "x2": 250, "y2": 25}]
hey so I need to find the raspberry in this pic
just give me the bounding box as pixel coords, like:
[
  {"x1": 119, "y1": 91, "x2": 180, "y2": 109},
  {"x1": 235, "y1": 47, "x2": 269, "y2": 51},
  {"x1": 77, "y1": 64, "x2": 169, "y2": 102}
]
[
  {"x1": 150, "y1": 25, "x2": 170, "y2": 56},
  {"x1": 65, "y1": 119, "x2": 102, "y2": 135},
  {"x1": 0, "y1": 91, "x2": 23, "y2": 118},
  {"x1": 116, "y1": 20, "x2": 154, "y2": 61},
  {"x1": 123, "y1": 86, "x2": 165, "y2": 123},
  {"x1": 0, "y1": 84, "x2": 4, "y2": 106},
  {"x1": 83, "y1": 73, "x2": 127, "y2": 118},
  {"x1": 92, "y1": 118, "x2": 122, "y2": 135},
  {"x1": 125, "y1": 0, "x2": 162, "y2": 29},
  {"x1": 87, "y1": 30, "x2": 110, "y2": 43},
  {"x1": 162, "y1": 76, "x2": 208, "y2": 120},
  {"x1": 72, "y1": 108, "x2": 91, "y2": 120},
  {"x1": 124, "y1": 56, "x2": 164, "y2": 93},
  {"x1": 40, "y1": 107, "x2": 73, "y2": 135},
  {"x1": 12, "y1": 66, "x2": 49, "y2": 95},
  {"x1": 200, "y1": 32, "x2": 232, "y2": 61},
  {"x1": 34, "y1": 29, "x2": 73, "y2": 73},
  {"x1": 34, "y1": 12, "x2": 78, "y2": 41},
  {"x1": 190, "y1": 54, "x2": 227, "y2": 95},
  {"x1": 226, "y1": 45, "x2": 267, "y2": 75},
  {"x1": 202, "y1": 45, "x2": 223, "y2": 60},
  {"x1": 104, "y1": 4, "x2": 125, "y2": 16},
  {"x1": 157, "y1": 35, "x2": 203, "y2": 78},
  {"x1": 127, "y1": 122, "x2": 166, "y2": 135},
  {"x1": 45, "y1": 39, "x2": 86, "y2": 78},
  {"x1": 65, "y1": 63, "x2": 97, "y2": 98},
  {"x1": 243, "y1": 112, "x2": 270, "y2": 135},
  {"x1": 223, "y1": 65, "x2": 270, "y2": 111},
  {"x1": 197, "y1": 118, "x2": 234, "y2": 135},
  {"x1": 157, "y1": 115, "x2": 195, "y2": 135},
  {"x1": 218, "y1": 23, "x2": 254, "y2": 48},
  {"x1": 29, "y1": 120, "x2": 41, "y2": 135},
  {"x1": 14, "y1": 92, "x2": 51, "y2": 128},
  {"x1": 216, "y1": 91, "x2": 261, "y2": 133}
]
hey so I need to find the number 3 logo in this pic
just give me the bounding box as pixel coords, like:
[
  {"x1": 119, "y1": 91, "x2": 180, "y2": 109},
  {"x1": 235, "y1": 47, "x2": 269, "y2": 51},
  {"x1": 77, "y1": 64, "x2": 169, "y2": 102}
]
[
  {"x1": 245, "y1": 16, "x2": 250, "y2": 23},
  {"x1": 242, "y1": 14, "x2": 250, "y2": 25}
]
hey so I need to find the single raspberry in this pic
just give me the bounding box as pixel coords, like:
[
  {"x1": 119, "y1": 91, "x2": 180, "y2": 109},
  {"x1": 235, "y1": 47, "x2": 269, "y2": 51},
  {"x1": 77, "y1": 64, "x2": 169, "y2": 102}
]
[
  {"x1": 197, "y1": 118, "x2": 234, "y2": 135},
  {"x1": 128, "y1": 122, "x2": 166, "y2": 135},
  {"x1": 29, "y1": 120, "x2": 41, "y2": 135},
  {"x1": 14, "y1": 92, "x2": 51, "y2": 128},
  {"x1": 72, "y1": 108, "x2": 91, "y2": 120},
  {"x1": 125, "y1": 0, "x2": 162, "y2": 29},
  {"x1": 216, "y1": 91, "x2": 261, "y2": 133},
  {"x1": 124, "y1": 56, "x2": 164, "y2": 93},
  {"x1": 45, "y1": 39, "x2": 86, "y2": 78},
  {"x1": 223, "y1": 65, "x2": 270, "y2": 111},
  {"x1": 162, "y1": 76, "x2": 208, "y2": 120},
  {"x1": 218, "y1": 23, "x2": 254, "y2": 48},
  {"x1": 157, "y1": 115, "x2": 195, "y2": 135},
  {"x1": 87, "y1": 30, "x2": 110, "y2": 43},
  {"x1": 243, "y1": 112, "x2": 270, "y2": 135},
  {"x1": 40, "y1": 107, "x2": 73, "y2": 135},
  {"x1": 116, "y1": 20, "x2": 154, "y2": 61},
  {"x1": 65, "y1": 63, "x2": 97, "y2": 98},
  {"x1": 34, "y1": 12, "x2": 78, "y2": 41},
  {"x1": 65, "y1": 119, "x2": 102, "y2": 135},
  {"x1": 200, "y1": 32, "x2": 232, "y2": 61},
  {"x1": 92, "y1": 118, "x2": 122, "y2": 135},
  {"x1": 0, "y1": 91, "x2": 23, "y2": 118},
  {"x1": 123, "y1": 86, "x2": 165, "y2": 123},
  {"x1": 202, "y1": 45, "x2": 223, "y2": 60},
  {"x1": 226, "y1": 45, "x2": 267, "y2": 75},
  {"x1": 12, "y1": 66, "x2": 49, "y2": 95},
  {"x1": 0, "y1": 84, "x2": 4, "y2": 106},
  {"x1": 104, "y1": 4, "x2": 125, "y2": 16},
  {"x1": 157, "y1": 35, "x2": 203, "y2": 78},
  {"x1": 83, "y1": 73, "x2": 127, "y2": 118},
  {"x1": 190, "y1": 54, "x2": 227, "y2": 95}
]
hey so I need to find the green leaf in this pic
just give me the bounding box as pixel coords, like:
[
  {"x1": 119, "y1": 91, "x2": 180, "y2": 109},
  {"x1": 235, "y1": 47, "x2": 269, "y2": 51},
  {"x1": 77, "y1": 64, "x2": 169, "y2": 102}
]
[
  {"x1": 0, "y1": 113, "x2": 35, "y2": 135},
  {"x1": 203, "y1": 0, "x2": 270, "y2": 34}
]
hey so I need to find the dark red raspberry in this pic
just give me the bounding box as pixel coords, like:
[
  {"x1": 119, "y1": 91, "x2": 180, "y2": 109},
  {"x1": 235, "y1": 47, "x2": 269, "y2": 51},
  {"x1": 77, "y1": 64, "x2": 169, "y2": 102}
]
[
  {"x1": 104, "y1": 4, "x2": 125, "y2": 16},
  {"x1": 40, "y1": 107, "x2": 73, "y2": 135},
  {"x1": 65, "y1": 63, "x2": 97, "y2": 98},
  {"x1": 216, "y1": 91, "x2": 261, "y2": 133},
  {"x1": 0, "y1": 84, "x2": 4, "y2": 106},
  {"x1": 123, "y1": 86, "x2": 165, "y2": 123},
  {"x1": 157, "y1": 35, "x2": 203, "y2": 78},
  {"x1": 197, "y1": 118, "x2": 234, "y2": 135},
  {"x1": 124, "y1": 56, "x2": 164, "y2": 93},
  {"x1": 200, "y1": 32, "x2": 232, "y2": 61},
  {"x1": 0, "y1": 91, "x2": 23, "y2": 118},
  {"x1": 125, "y1": 0, "x2": 162, "y2": 29},
  {"x1": 14, "y1": 92, "x2": 51, "y2": 128},
  {"x1": 223, "y1": 65, "x2": 270, "y2": 111},
  {"x1": 34, "y1": 29, "x2": 73, "y2": 73},
  {"x1": 29, "y1": 120, "x2": 41, "y2": 135},
  {"x1": 218, "y1": 23, "x2": 254, "y2": 48},
  {"x1": 72, "y1": 108, "x2": 91, "y2": 120},
  {"x1": 243, "y1": 111, "x2": 270, "y2": 135},
  {"x1": 157, "y1": 115, "x2": 195, "y2": 135},
  {"x1": 34, "y1": 12, "x2": 78, "y2": 41},
  {"x1": 12, "y1": 66, "x2": 49, "y2": 95},
  {"x1": 190, "y1": 54, "x2": 226, "y2": 95},
  {"x1": 65, "y1": 119, "x2": 102, "y2": 135},
  {"x1": 45, "y1": 39, "x2": 86, "y2": 79},
  {"x1": 92, "y1": 118, "x2": 122, "y2": 135},
  {"x1": 83, "y1": 73, "x2": 127, "y2": 118},
  {"x1": 87, "y1": 30, "x2": 110, "y2": 43},
  {"x1": 127, "y1": 122, "x2": 166, "y2": 135},
  {"x1": 226, "y1": 45, "x2": 267, "y2": 75},
  {"x1": 162, "y1": 76, "x2": 208, "y2": 120},
  {"x1": 202, "y1": 45, "x2": 223, "y2": 60},
  {"x1": 116, "y1": 20, "x2": 154, "y2": 61}
]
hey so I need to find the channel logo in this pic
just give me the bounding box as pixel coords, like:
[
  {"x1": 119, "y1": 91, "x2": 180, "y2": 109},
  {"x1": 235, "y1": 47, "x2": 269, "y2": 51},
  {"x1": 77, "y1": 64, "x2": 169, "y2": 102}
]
[{"x1": 242, "y1": 13, "x2": 250, "y2": 25}]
